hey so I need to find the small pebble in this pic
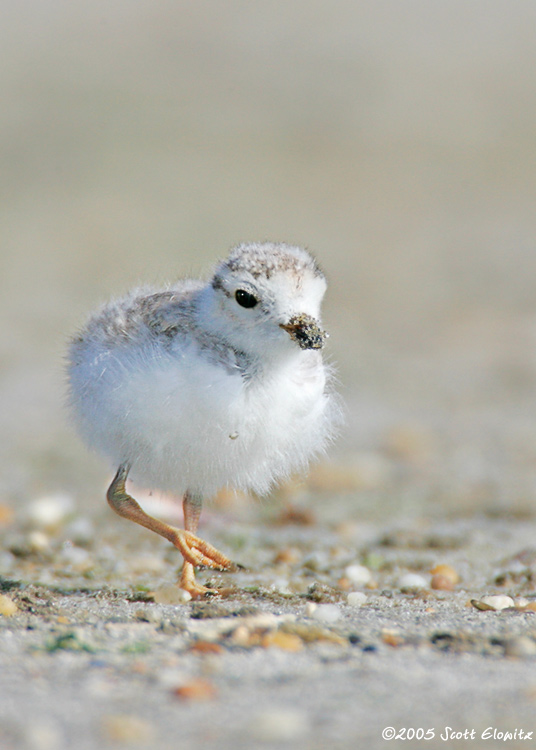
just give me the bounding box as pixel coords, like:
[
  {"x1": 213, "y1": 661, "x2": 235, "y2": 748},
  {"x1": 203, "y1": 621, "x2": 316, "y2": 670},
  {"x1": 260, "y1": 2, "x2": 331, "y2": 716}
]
[
  {"x1": 505, "y1": 636, "x2": 536, "y2": 657},
  {"x1": 230, "y1": 624, "x2": 254, "y2": 647},
  {"x1": 27, "y1": 530, "x2": 51, "y2": 553},
  {"x1": 26, "y1": 494, "x2": 74, "y2": 530},
  {"x1": 345, "y1": 564, "x2": 372, "y2": 586},
  {"x1": 173, "y1": 678, "x2": 217, "y2": 701},
  {"x1": 262, "y1": 630, "x2": 303, "y2": 652},
  {"x1": 398, "y1": 573, "x2": 428, "y2": 592},
  {"x1": 152, "y1": 585, "x2": 191, "y2": 605},
  {"x1": 0, "y1": 593, "x2": 18, "y2": 617},
  {"x1": 273, "y1": 547, "x2": 300, "y2": 565},
  {"x1": 347, "y1": 592, "x2": 368, "y2": 607},
  {"x1": 430, "y1": 564, "x2": 460, "y2": 584},
  {"x1": 309, "y1": 603, "x2": 341, "y2": 624},
  {"x1": 431, "y1": 574, "x2": 454, "y2": 591},
  {"x1": 382, "y1": 629, "x2": 404, "y2": 647}
]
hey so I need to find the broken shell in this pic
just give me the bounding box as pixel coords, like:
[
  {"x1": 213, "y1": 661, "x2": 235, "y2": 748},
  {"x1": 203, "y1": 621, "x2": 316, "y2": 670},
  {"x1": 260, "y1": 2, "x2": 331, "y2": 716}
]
[{"x1": 472, "y1": 595, "x2": 515, "y2": 611}]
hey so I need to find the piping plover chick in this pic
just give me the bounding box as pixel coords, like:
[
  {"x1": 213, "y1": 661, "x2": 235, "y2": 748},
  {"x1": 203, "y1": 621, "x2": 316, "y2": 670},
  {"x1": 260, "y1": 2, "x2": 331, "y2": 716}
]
[{"x1": 67, "y1": 241, "x2": 340, "y2": 596}]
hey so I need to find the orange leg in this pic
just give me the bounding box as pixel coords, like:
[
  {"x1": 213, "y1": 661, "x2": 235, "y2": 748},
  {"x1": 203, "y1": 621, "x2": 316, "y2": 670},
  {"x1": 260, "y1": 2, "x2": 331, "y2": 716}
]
[
  {"x1": 179, "y1": 491, "x2": 221, "y2": 597},
  {"x1": 106, "y1": 464, "x2": 235, "y2": 597}
]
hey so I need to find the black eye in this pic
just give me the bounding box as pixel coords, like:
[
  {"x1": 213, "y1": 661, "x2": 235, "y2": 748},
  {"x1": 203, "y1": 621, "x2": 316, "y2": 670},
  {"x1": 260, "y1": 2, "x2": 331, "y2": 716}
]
[{"x1": 235, "y1": 289, "x2": 258, "y2": 308}]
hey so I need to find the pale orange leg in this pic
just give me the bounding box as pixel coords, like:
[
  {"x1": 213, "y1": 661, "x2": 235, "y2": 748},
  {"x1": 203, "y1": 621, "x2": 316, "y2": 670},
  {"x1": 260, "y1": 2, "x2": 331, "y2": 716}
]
[
  {"x1": 179, "y1": 491, "x2": 221, "y2": 597},
  {"x1": 106, "y1": 464, "x2": 235, "y2": 597}
]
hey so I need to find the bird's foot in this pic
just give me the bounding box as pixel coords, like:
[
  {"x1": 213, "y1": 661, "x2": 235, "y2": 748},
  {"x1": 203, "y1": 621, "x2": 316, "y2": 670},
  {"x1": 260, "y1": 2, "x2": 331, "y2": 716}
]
[
  {"x1": 179, "y1": 561, "x2": 219, "y2": 598},
  {"x1": 174, "y1": 529, "x2": 236, "y2": 572},
  {"x1": 176, "y1": 535, "x2": 237, "y2": 599}
]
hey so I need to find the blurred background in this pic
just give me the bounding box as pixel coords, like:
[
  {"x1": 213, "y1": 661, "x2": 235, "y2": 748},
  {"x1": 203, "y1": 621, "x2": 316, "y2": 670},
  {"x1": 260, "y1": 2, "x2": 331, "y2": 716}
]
[{"x1": 2, "y1": 1, "x2": 536, "y2": 519}]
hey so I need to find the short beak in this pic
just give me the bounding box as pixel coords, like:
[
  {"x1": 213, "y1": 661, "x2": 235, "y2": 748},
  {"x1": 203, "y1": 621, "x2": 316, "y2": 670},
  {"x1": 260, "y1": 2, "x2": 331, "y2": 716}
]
[{"x1": 280, "y1": 314, "x2": 327, "y2": 350}]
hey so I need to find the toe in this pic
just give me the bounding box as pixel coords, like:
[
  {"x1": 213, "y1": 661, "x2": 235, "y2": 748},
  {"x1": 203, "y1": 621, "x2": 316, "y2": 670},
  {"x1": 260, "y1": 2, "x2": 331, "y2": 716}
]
[
  {"x1": 179, "y1": 561, "x2": 217, "y2": 598},
  {"x1": 182, "y1": 531, "x2": 236, "y2": 571}
]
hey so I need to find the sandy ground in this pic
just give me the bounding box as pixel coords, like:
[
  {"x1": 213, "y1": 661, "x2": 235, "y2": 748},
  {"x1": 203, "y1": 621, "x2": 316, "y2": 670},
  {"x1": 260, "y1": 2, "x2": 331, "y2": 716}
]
[
  {"x1": 3, "y1": 495, "x2": 536, "y2": 750},
  {"x1": 2, "y1": 2, "x2": 536, "y2": 748}
]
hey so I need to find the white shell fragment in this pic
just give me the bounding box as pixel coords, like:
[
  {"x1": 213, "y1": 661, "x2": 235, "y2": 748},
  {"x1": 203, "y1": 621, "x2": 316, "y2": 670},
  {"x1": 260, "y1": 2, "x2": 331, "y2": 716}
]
[
  {"x1": 153, "y1": 585, "x2": 192, "y2": 605},
  {"x1": 472, "y1": 595, "x2": 515, "y2": 611},
  {"x1": 345, "y1": 564, "x2": 372, "y2": 586},
  {"x1": 398, "y1": 573, "x2": 428, "y2": 591},
  {"x1": 309, "y1": 603, "x2": 341, "y2": 623},
  {"x1": 347, "y1": 592, "x2": 368, "y2": 607}
]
